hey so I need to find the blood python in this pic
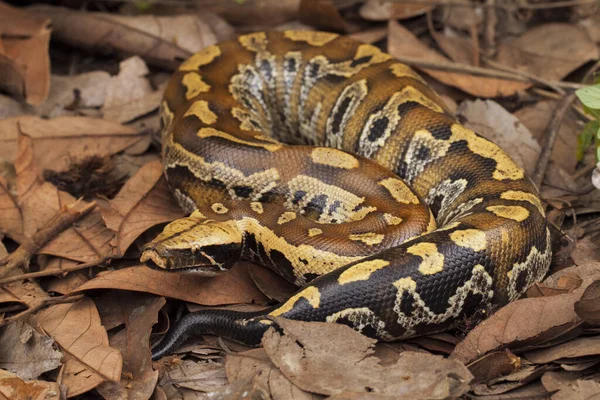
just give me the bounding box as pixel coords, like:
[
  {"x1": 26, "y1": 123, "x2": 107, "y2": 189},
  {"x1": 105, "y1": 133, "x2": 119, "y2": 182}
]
[{"x1": 141, "y1": 31, "x2": 552, "y2": 360}]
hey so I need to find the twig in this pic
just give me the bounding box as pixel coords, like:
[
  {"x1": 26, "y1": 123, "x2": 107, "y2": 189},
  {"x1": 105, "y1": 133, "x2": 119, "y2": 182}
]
[
  {"x1": 392, "y1": 56, "x2": 586, "y2": 91},
  {"x1": 0, "y1": 257, "x2": 109, "y2": 286},
  {"x1": 532, "y1": 88, "x2": 592, "y2": 121},
  {"x1": 483, "y1": 0, "x2": 498, "y2": 59},
  {"x1": 483, "y1": 58, "x2": 566, "y2": 95},
  {"x1": 0, "y1": 294, "x2": 84, "y2": 327},
  {"x1": 532, "y1": 93, "x2": 577, "y2": 188},
  {"x1": 0, "y1": 200, "x2": 97, "y2": 279}
]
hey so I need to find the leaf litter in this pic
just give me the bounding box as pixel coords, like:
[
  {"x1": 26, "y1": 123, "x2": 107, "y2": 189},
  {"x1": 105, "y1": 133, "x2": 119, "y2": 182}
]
[{"x1": 0, "y1": 1, "x2": 599, "y2": 399}]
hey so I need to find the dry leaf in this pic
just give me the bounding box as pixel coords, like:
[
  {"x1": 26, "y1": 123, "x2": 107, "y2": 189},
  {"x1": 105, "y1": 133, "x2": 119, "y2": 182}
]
[
  {"x1": 96, "y1": 293, "x2": 164, "y2": 400},
  {"x1": 101, "y1": 159, "x2": 184, "y2": 257},
  {"x1": 0, "y1": 95, "x2": 30, "y2": 119},
  {"x1": 36, "y1": 297, "x2": 122, "y2": 395},
  {"x1": 0, "y1": 370, "x2": 60, "y2": 400},
  {"x1": 262, "y1": 318, "x2": 472, "y2": 398},
  {"x1": 226, "y1": 348, "x2": 316, "y2": 400},
  {"x1": 470, "y1": 364, "x2": 548, "y2": 396},
  {"x1": 0, "y1": 321, "x2": 62, "y2": 380},
  {"x1": 298, "y1": 0, "x2": 349, "y2": 32},
  {"x1": 0, "y1": 3, "x2": 51, "y2": 105},
  {"x1": 72, "y1": 264, "x2": 268, "y2": 306},
  {"x1": 497, "y1": 23, "x2": 599, "y2": 82},
  {"x1": 466, "y1": 351, "x2": 520, "y2": 384},
  {"x1": 574, "y1": 279, "x2": 600, "y2": 324},
  {"x1": 541, "y1": 370, "x2": 600, "y2": 400},
  {"x1": 217, "y1": 0, "x2": 300, "y2": 27},
  {"x1": 0, "y1": 116, "x2": 145, "y2": 175},
  {"x1": 247, "y1": 263, "x2": 297, "y2": 302},
  {"x1": 101, "y1": 56, "x2": 163, "y2": 124},
  {"x1": 360, "y1": 0, "x2": 433, "y2": 21},
  {"x1": 525, "y1": 336, "x2": 600, "y2": 364},
  {"x1": 162, "y1": 360, "x2": 227, "y2": 393},
  {"x1": 451, "y1": 263, "x2": 600, "y2": 364},
  {"x1": 387, "y1": 20, "x2": 530, "y2": 97}
]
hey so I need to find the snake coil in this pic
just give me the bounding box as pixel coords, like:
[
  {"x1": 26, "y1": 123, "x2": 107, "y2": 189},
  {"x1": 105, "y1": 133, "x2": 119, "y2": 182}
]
[{"x1": 141, "y1": 31, "x2": 552, "y2": 360}]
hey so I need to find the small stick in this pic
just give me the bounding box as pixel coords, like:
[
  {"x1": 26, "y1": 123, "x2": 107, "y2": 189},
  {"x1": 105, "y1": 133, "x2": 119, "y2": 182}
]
[
  {"x1": 0, "y1": 257, "x2": 109, "y2": 286},
  {"x1": 0, "y1": 294, "x2": 84, "y2": 327},
  {"x1": 483, "y1": 0, "x2": 498, "y2": 59},
  {"x1": 0, "y1": 200, "x2": 97, "y2": 279}
]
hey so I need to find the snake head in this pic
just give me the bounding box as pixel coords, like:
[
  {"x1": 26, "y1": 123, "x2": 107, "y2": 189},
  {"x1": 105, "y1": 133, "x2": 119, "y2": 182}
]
[{"x1": 140, "y1": 211, "x2": 243, "y2": 275}]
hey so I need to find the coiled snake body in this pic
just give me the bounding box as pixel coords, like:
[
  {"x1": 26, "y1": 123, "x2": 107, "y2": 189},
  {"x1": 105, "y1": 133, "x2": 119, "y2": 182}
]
[{"x1": 141, "y1": 31, "x2": 552, "y2": 359}]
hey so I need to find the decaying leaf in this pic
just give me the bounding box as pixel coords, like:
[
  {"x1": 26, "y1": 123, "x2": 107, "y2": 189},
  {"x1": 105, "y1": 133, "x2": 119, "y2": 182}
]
[
  {"x1": 72, "y1": 263, "x2": 268, "y2": 306},
  {"x1": 262, "y1": 318, "x2": 472, "y2": 398},
  {"x1": 0, "y1": 3, "x2": 51, "y2": 105},
  {"x1": 574, "y1": 279, "x2": 600, "y2": 324},
  {"x1": 226, "y1": 348, "x2": 316, "y2": 400},
  {"x1": 36, "y1": 297, "x2": 122, "y2": 395},
  {"x1": 161, "y1": 359, "x2": 228, "y2": 394},
  {"x1": 360, "y1": 0, "x2": 433, "y2": 21},
  {"x1": 525, "y1": 336, "x2": 600, "y2": 364},
  {"x1": 0, "y1": 370, "x2": 60, "y2": 400},
  {"x1": 387, "y1": 20, "x2": 530, "y2": 97},
  {"x1": 96, "y1": 293, "x2": 164, "y2": 400},
  {"x1": 101, "y1": 159, "x2": 184, "y2": 257},
  {"x1": 0, "y1": 321, "x2": 62, "y2": 380},
  {"x1": 247, "y1": 263, "x2": 297, "y2": 302}
]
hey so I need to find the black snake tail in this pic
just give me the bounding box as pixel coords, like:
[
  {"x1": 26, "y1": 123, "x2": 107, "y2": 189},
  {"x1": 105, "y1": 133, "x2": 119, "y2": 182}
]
[{"x1": 151, "y1": 308, "x2": 274, "y2": 360}]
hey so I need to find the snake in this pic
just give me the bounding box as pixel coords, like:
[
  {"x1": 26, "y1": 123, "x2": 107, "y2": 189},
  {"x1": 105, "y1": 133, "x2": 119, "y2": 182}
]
[{"x1": 140, "y1": 31, "x2": 552, "y2": 360}]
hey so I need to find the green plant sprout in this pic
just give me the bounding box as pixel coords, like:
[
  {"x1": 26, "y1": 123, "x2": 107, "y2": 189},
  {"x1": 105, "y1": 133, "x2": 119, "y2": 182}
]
[{"x1": 575, "y1": 76, "x2": 600, "y2": 162}]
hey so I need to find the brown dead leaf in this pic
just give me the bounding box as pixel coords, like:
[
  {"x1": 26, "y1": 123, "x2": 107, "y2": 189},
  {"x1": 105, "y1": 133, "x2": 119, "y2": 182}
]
[
  {"x1": 451, "y1": 263, "x2": 600, "y2": 364},
  {"x1": 0, "y1": 116, "x2": 145, "y2": 175},
  {"x1": 218, "y1": 0, "x2": 300, "y2": 27},
  {"x1": 497, "y1": 23, "x2": 599, "y2": 82},
  {"x1": 262, "y1": 317, "x2": 472, "y2": 398},
  {"x1": 0, "y1": 95, "x2": 31, "y2": 119},
  {"x1": 0, "y1": 3, "x2": 51, "y2": 105},
  {"x1": 466, "y1": 351, "x2": 520, "y2": 384},
  {"x1": 247, "y1": 263, "x2": 297, "y2": 302},
  {"x1": 574, "y1": 279, "x2": 600, "y2": 325},
  {"x1": 226, "y1": 348, "x2": 316, "y2": 400},
  {"x1": 360, "y1": 0, "x2": 433, "y2": 20},
  {"x1": 388, "y1": 20, "x2": 530, "y2": 97},
  {"x1": 101, "y1": 56, "x2": 163, "y2": 124},
  {"x1": 73, "y1": 263, "x2": 268, "y2": 306},
  {"x1": 0, "y1": 370, "x2": 60, "y2": 400},
  {"x1": 470, "y1": 364, "x2": 548, "y2": 396},
  {"x1": 36, "y1": 297, "x2": 122, "y2": 396},
  {"x1": 541, "y1": 370, "x2": 600, "y2": 400},
  {"x1": 96, "y1": 293, "x2": 164, "y2": 400},
  {"x1": 525, "y1": 336, "x2": 600, "y2": 365},
  {"x1": 161, "y1": 359, "x2": 227, "y2": 394},
  {"x1": 101, "y1": 159, "x2": 184, "y2": 257},
  {"x1": 0, "y1": 320, "x2": 62, "y2": 380},
  {"x1": 29, "y1": 6, "x2": 210, "y2": 70},
  {"x1": 298, "y1": 0, "x2": 349, "y2": 33}
]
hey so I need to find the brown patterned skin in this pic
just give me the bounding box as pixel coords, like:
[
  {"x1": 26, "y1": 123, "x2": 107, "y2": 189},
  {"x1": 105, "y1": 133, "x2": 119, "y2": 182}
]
[{"x1": 142, "y1": 31, "x2": 552, "y2": 360}]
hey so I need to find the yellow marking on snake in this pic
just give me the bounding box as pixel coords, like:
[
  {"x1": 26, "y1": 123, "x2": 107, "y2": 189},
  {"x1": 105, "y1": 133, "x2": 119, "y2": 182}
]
[
  {"x1": 270, "y1": 286, "x2": 321, "y2": 316},
  {"x1": 180, "y1": 45, "x2": 221, "y2": 71},
  {"x1": 395, "y1": 86, "x2": 444, "y2": 113},
  {"x1": 238, "y1": 32, "x2": 268, "y2": 52},
  {"x1": 308, "y1": 228, "x2": 323, "y2": 237},
  {"x1": 348, "y1": 232, "x2": 385, "y2": 246},
  {"x1": 486, "y1": 205, "x2": 530, "y2": 222},
  {"x1": 407, "y1": 242, "x2": 445, "y2": 275},
  {"x1": 450, "y1": 229, "x2": 487, "y2": 252},
  {"x1": 383, "y1": 214, "x2": 403, "y2": 226},
  {"x1": 190, "y1": 210, "x2": 207, "y2": 220},
  {"x1": 184, "y1": 101, "x2": 218, "y2": 124},
  {"x1": 379, "y1": 178, "x2": 420, "y2": 204},
  {"x1": 283, "y1": 30, "x2": 338, "y2": 46},
  {"x1": 277, "y1": 212, "x2": 297, "y2": 225},
  {"x1": 354, "y1": 44, "x2": 392, "y2": 65},
  {"x1": 197, "y1": 128, "x2": 282, "y2": 151},
  {"x1": 211, "y1": 203, "x2": 229, "y2": 214},
  {"x1": 250, "y1": 202, "x2": 264, "y2": 214},
  {"x1": 393, "y1": 276, "x2": 417, "y2": 291},
  {"x1": 389, "y1": 63, "x2": 426, "y2": 82},
  {"x1": 338, "y1": 259, "x2": 390, "y2": 285},
  {"x1": 182, "y1": 73, "x2": 211, "y2": 100},
  {"x1": 310, "y1": 148, "x2": 359, "y2": 169},
  {"x1": 427, "y1": 209, "x2": 437, "y2": 232},
  {"x1": 500, "y1": 191, "x2": 545, "y2": 215}
]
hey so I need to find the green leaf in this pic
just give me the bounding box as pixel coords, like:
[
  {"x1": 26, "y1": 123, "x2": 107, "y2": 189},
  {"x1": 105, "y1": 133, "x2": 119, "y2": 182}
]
[
  {"x1": 583, "y1": 104, "x2": 600, "y2": 119},
  {"x1": 576, "y1": 85, "x2": 600, "y2": 110},
  {"x1": 577, "y1": 120, "x2": 600, "y2": 161}
]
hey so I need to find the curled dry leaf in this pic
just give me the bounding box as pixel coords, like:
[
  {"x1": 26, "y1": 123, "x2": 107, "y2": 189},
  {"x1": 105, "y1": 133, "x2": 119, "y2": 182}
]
[
  {"x1": 451, "y1": 263, "x2": 600, "y2": 364},
  {"x1": 470, "y1": 364, "x2": 548, "y2": 396},
  {"x1": 262, "y1": 317, "x2": 472, "y2": 398},
  {"x1": 28, "y1": 6, "x2": 223, "y2": 70},
  {"x1": 466, "y1": 351, "x2": 520, "y2": 384},
  {"x1": 574, "y1": 279, "x2": 600, "y2": 324},
  {"x1": 541, "y1": 370, "x2": 600, "y2": 400},
  {"x1": 525, "y1": 336, "x2": 600, "y2": 364},
  {"x1": 226, "y1": 348, "x2": 317, "y2": 400},
  {"x1": 0, "y1": 116, "x2": 145, "y2": 175},
  {"x1": 36, "y1": 297, "x2": 122, "y2": 396},
  {"x1": 101, "y1": 159, "x2": 184, "y2": 257},
  {"x1": 161, "y1": 359, "x2": 228, "y2": 394},
  {"x1": 0, "y1": 3, "x2": 51, "y2": 105},
  {"x1": 72, "y1": 263, "x2": 268, "y2": 306},
  {"x1": 96, "y1": 293, "x2": 164, "y2": 400},
  {"x1": 247, "y1": 262, "x2": 297, "y2": 302},
  {"x1": 0, "y1": 320, "x2": 62, "y2": 380},
  {"x1": 496, "y1": 23, "x2": 599, "y2": 82},
  {"x1": 101, "y1": 56, "x2": 163, "y2": 124},
  {"x1": 298, "y1": 0, "x2": 349, "y2": 33},
  {"x1": 387, "y1": 20, "x2": 530, "y2": 98},
  {"x1": 360, "y1": 0, "x2": 433, "y2": 21},
  {"x1": 0, "y1": 370, "x2": 60, "y2": 400}
]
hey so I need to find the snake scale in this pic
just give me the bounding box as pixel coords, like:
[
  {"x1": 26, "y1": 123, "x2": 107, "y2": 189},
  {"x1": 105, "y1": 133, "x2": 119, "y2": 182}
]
[{"x1": 141, "y1": 31, "x2": 552, "y2": 360}]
